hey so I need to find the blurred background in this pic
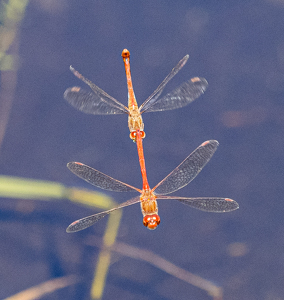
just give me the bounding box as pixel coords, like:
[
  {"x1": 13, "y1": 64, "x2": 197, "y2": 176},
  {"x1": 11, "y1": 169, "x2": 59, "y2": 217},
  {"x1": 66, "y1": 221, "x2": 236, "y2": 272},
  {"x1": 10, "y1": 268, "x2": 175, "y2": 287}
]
[{"x1": 1, "y1": 0, "x2": 284, "y2": 299}]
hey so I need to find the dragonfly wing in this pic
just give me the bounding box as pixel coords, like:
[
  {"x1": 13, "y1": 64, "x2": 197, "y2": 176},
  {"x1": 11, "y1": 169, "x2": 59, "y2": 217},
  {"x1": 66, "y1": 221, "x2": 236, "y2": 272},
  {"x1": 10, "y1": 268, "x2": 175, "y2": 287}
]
[
  {"x1": 64, "y1": 66, "x2": 129, "y2": 115},
  {"x1": 66, "y1": 196, "x2": 141, "y2": 232},
  {"x1": 64, "y1": 87, "x2": 128, "y2": 115},
  {"x1": 153, "y1": 140, "x2": 219, "y2": 195},
  {"x1": 66, "y1": 211, "x2": 109, "y2": 232},
  {"x1": 68, "y1": 162, "x2": 140, "y2": 192},
  {"x1": 156, "y1": 195, "x2": 239, "y2": 212},
  {"x1": 141, "y1": 77, "x2": 208, "y2": 113},
  {"x1": 139, "y1": 55, "x2": 189, "y2": 113}
]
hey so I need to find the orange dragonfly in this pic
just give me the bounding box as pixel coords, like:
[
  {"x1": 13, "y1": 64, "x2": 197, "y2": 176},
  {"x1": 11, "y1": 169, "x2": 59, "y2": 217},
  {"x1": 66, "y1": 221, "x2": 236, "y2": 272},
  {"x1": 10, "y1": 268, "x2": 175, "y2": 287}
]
[
  {"x1": 66, "y1": 133, "x2": 239, "y2": 232},
  {"x1": 64, "y1": 49, "x2": 208, "y2": 141}
]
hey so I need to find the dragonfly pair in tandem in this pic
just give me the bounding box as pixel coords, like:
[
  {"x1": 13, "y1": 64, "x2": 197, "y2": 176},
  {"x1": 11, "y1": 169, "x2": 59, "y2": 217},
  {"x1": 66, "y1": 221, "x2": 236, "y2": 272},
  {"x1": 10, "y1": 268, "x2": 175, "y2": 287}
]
[{"x1": 64, "y1": 49, "x2": 239, "y2": 232}]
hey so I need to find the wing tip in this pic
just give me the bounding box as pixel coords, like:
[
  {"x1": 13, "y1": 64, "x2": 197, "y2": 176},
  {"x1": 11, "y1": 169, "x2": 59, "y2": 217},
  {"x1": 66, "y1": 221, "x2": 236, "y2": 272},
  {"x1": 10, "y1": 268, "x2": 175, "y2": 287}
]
[
  {"x1": 67, "y1": 161, "x2": 84, "y2": 169},
  {"x1": 225, "y1": 198, "x2": 240, "y2": 210},
  {"x1": 66, "y1": 226, "x2": 73, "y2": 233},
  {"x1": 190, "y1": 77, "x2": 208, "y2": 92},
  {"x1": 201, "y1": 140, "x2": 219, "y2": 148},
  {"x1": 64, "y1": 86, "x2": 82, "y2": 99},
  {"x1": 66, "y1": 223, "x2": 76, "y2": 233}
]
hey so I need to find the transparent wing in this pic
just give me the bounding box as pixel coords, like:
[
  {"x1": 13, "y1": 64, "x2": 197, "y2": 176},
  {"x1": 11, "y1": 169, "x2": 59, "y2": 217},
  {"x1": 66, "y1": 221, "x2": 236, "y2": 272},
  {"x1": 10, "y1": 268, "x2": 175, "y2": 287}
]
[
  {"x1": 64, "y1": 87, "x2": 128, "y2": 115},
  {"x1": 67, "y1": 162, "x2": 140, "y2": 193},
  {"x1": 64, "y1": 66, "x2": 129, "y2": 115},
  {"x1": 156, "y1": 195, "x2": 239, "y2": 212},
  {"x1": 66, "y1": 196, "x2": 141, "y2": 232},
  {"x1": 140, "y1": 77, "x2": 208, "y2": 113},
  {"x1": 139, "y1": 55, "x2": 189, "y2": 113},
  {"x1": 153, "y1": 140, "x2": 219, "y2": 195}
]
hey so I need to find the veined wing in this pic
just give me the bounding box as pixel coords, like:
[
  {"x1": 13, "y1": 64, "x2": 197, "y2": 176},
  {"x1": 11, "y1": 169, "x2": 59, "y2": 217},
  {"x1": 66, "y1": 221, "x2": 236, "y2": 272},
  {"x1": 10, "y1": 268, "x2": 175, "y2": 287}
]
[
  {"x1": 64, "y1": 87, "x2": 128, "y2": 115},
  {"x1": 64, "y1": 66, "x2": 129, "y2": 115},
  {"x1": 140, "y1": 77, "x2": 208, "y2": 113},
  {"x1": 68, "y1": 162, "x2": 141, "y2": 193},
  {"x1": 153, "y1": 140, "x2": 219, "y2": 195},
  {"x1": 139, "y1": 55, "x2": 189, "y2": 113},
  {"x1": 66, "y1": 196, "x2": 141, "y2": 232},
  {"x1": 156, "y1": 195, "x2": 239, "y2": 212}
]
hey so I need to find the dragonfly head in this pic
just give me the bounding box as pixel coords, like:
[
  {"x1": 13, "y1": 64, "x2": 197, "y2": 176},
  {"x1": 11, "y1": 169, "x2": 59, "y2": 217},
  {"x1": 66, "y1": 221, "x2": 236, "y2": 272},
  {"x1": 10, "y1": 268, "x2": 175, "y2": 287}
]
[
  {"x1": 130, "y1": 130, "x2": 146, "y2": 142},
  {"x1": 143, "y1": 214, "x2": 161, "y2": 230}
]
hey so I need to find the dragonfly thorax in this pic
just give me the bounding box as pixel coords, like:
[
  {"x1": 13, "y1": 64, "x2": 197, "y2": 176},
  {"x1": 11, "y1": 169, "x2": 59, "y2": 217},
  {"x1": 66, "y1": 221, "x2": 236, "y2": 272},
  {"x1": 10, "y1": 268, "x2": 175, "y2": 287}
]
[
  {"x1": 140, "y1": 190, "x2": 159, "y2": 230},
  {"x1": 128, "y1": 110, "x2": 145, "y2": 141}
]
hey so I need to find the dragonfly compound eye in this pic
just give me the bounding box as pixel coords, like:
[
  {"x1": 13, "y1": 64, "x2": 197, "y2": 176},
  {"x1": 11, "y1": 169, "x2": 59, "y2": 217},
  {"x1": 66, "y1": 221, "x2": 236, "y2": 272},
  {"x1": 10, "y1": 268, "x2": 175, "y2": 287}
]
[
  {"x1": 143, "y1": 214, "x2": 161, "y2": 230},
  {"x1": 130, "y1": 131, "x2": 136, "y2": 141}
]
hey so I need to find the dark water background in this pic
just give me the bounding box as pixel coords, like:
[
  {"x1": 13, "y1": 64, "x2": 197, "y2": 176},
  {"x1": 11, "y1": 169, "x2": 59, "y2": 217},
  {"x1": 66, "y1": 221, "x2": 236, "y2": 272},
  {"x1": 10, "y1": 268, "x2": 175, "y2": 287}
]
[{"x1": 1, "y1": 1, "x2": 284, "y2": 299}]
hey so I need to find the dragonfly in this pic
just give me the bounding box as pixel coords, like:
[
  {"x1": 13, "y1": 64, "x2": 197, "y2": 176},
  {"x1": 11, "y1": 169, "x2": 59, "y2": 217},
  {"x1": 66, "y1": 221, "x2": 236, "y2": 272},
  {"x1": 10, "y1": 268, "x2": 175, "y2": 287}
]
[
  {"x1": 66, "y1": 134, "x2": 239, "y2": 232},
  {"x1": 64, "y1": 49, "x2": 208, "y2": 141}
]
